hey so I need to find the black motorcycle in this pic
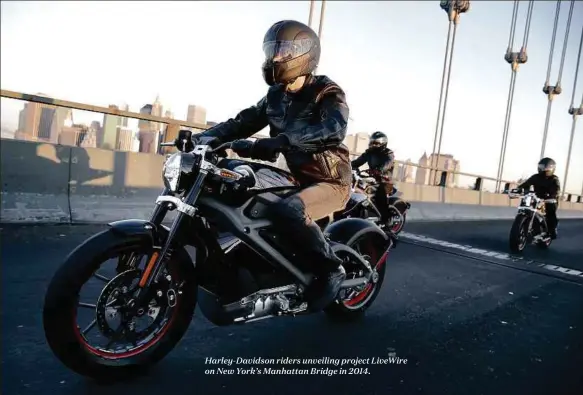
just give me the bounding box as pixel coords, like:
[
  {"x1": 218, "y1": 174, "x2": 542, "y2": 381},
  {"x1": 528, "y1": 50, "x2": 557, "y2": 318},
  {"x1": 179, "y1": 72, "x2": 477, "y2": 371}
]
[
  {"x1": 318, "y1": 169, "x2": 411, "y2": 234},
  {"x1": 43, "y1": 136, "x2": 395, "y2": 380},
  {"x1": 508, "y1": 186, "x2": 555, "y2": 253}
]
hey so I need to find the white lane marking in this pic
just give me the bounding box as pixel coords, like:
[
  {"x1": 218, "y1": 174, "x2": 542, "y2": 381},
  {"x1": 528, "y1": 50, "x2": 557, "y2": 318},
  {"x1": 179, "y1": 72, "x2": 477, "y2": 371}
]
[{"x1": 399, "y1": 231, "x2": 583, "y2": 279}]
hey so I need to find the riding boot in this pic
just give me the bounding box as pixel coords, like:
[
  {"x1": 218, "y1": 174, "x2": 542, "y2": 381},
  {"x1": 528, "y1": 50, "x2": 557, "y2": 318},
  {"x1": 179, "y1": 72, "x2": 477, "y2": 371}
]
[{"x1": 293, "y1": 221, "x2": 346, "y2": 312}]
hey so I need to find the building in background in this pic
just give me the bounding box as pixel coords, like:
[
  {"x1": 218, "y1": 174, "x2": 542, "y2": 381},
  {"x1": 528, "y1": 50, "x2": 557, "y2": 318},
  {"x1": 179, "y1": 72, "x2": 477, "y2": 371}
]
[
  {"x1": 343, "y1": 132, "x2": 370, "y2": 159},
  {"x1": 416, "y1": 152, "x2": 460, "y2": 187},
  {"x1": 14, "y1": 94, "x2": 72, "y2": 144},
  {"x1": 117, "y1": 126, "x2": 139, "y2": 152},
  {"x1": 138, "y1": 96, "x2": 164, "y2": 154},
  {"x1": 58, "y1": 124, "x2": 96, "y2": 148},
  {"x1": 395, "y1": 160, "x2": 415, "y2": 183},
  {"x1": 187, "y1": 104, "x2": 206, "y2": 126}
]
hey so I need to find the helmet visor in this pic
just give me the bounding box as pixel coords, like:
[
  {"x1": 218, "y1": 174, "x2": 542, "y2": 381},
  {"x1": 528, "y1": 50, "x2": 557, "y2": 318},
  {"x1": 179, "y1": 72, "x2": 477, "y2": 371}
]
[
  {"x1": 263, "y1": 39, "x2": 313, "y2": 62},
  {"x1": 538, "y1": 162, "x2": 556, "y2": 176}
]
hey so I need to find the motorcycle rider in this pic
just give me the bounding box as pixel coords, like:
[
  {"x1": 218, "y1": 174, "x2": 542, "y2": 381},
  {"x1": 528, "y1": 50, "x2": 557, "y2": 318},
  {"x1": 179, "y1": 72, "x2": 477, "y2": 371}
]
[
  {"x1": 181, "y1": 20, "x2": 352, "y2": 312},
  {"x1": 516, "y1": 157, "x2": 561, "y2": 239},
  {"x1": 350, "y1": 131, "x2": 395, "y2": 227}
]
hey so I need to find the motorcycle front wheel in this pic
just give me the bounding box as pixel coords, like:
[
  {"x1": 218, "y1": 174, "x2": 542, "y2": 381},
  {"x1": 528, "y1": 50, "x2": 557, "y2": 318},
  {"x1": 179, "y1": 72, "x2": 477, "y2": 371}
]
[
  {"x1": 43, "y1": 229, "x2": 197, "y2": 381},
  {"x1": 509, "y1": 215, "x2": 529, "y2": 253}
]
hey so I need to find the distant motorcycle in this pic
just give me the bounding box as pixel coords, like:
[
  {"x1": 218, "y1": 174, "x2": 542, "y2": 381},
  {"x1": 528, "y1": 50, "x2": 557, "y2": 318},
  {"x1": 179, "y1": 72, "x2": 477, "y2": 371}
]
[
  {"x1": 508, "y1": 186, "x2": 556, "y2": 253},
  {"x1": 318, "y1": 169, "x2": 411, "y2": 234}
]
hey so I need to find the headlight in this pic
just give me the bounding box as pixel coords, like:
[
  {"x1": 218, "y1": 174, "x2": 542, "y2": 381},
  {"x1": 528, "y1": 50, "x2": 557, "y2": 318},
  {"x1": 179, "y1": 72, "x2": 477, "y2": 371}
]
[
  {"x1": 524, "y1": 195, "x2": 532, "y2": 207},
  {"x1": 163, "y1": 153, "x2": 182, "y2": 192}
]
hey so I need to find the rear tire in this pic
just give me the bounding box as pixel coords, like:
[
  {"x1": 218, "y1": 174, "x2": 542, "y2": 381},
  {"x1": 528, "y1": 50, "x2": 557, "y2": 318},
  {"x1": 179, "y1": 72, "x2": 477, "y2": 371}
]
[
  {"x1": 509, "y1": 215, "x2": 529, "y2": 253},
  {"x1": 43, "y1": 230, "x2": 197, "y2": 381},
  {"x1": 324, "y1": 234, "x2": 388, "y2": 322}
]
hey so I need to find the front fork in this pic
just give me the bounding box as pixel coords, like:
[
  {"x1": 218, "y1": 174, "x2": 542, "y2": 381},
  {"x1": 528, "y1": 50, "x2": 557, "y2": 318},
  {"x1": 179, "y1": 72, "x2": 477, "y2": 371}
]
[{"x1": 133, "y1": 171, "x2": 209, "y2": 304}]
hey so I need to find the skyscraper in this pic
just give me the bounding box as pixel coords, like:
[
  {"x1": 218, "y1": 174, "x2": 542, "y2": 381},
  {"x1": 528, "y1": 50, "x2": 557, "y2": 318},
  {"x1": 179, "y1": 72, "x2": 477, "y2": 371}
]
[
  {"x1": 101, "y1": 105, "x2": 121, "y2": 150},
  {"x1": 14, "y1": 96, "x2": 72, "y2": 144},
  {"x1": 187, "y1": 104, "x2": 207, "y2": 127}
]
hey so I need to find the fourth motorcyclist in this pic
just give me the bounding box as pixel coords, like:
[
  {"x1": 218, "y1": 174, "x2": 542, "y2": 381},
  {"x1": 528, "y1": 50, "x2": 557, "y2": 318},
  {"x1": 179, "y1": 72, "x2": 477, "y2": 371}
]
[
  {"x1": 517, "y1": 157, "x2": 561, "y2": 239},
  {"x1": 184, "y1": 20, "x2": 353, "y2": 312},
  {"x1": 350, "y1": 131, "x2": 396, "y2": 228}
]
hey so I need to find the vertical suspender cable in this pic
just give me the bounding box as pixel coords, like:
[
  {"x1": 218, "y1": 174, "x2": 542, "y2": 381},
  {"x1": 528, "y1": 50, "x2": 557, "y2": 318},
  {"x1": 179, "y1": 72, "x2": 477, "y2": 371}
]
[
  {"x1": 563, "y1": 23, "x2": 583, "y2": 198},
  {"x1": 317, "y1": 0, "x2": 326, "y2": 39},
  {"x1": 556, "y1": 0, "x2": 575, "y2": 86},
  {"x1": 433, "y1": 21, "x2": 459, "y2": 185},
  {"x1": 308, "y1": 0, "x2": 316, "y2": 28},
  {"x1": 495, "y1": 0, "x2": 520, "y2": 192},
  {"x1": 430, "y1": 14, "x2": 455, "y2": 185},
  {"x1": 495, "y1": 0, "x2": 535, "y2": 192},
  {"x1": 500, "y1": 1, "x2": 534, "y2": 190},
  {"x1": 430, "y1": 0, "x2": 470, "y2": 186},
  {"x1": 540, "y1": 0, "x2": 575, "y2": 159}
]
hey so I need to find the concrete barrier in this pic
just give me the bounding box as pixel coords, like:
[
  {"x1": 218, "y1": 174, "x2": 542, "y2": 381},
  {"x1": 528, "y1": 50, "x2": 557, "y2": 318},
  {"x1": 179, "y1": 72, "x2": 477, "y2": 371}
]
[
  {"x1": 1, "y1": 138, "x2": 582, "y2": 224},
  {"x1": 68, "y1": 147, "x2": 164, "y2": 223},
  {"x1": 1, "y1": 140, "x2": 72, "y2": 222}
]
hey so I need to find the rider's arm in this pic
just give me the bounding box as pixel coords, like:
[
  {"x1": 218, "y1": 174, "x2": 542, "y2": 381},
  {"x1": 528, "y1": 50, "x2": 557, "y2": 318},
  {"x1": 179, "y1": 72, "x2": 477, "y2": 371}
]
[
  {"x1": 351, "y1": 152, "x2": 368, "y2": 169},
  {"x1": 199, "y1": 97, "x2": 268, "y2": 143},
  {"x1": 378, "y1": 151, "x2": 395, "y2": 182},
  {"x1": 281, "y1": 86, "x2": 349, "y2": 151},
  {"x1": 549, "y1": 176, "x2": 561, "y2": 198},
  {"x1": 517, "y1": 174, "x2": 535, "y2": 190}
]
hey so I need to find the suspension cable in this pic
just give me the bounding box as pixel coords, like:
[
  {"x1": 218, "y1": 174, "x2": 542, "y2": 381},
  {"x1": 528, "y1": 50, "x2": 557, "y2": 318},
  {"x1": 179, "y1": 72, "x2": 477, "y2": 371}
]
[
  {"x1": 557, "y1": 0, "x2": 575, "y2": 85},
  {"x1": 317, "y1": 0, "x2": 326, "y2": 38},
  {"x1": 308, "y1": 0, "x2": 315, "y2": 28},
  {"x1": 495, "y1": 0, "x2": 534, "y2": 193},
  {"x1": 569, "y1": 24, "x2": 583, "y2": 110},
  {"x1": 522, "y1": 0, "x2": 535, "y2": 50},
  {"x1": 430, "y1": 0, "x2": 470, "y2": 185},
  {"x1": 545, "y1": 1, "x2": 561, "y2": 86},
  {"x1": 540, "y1": 0, "x2": 575, "y2": 159},
  {"x1": 563, "y1": 22, "x2": 583, "y2": 198},
  {"x1": 507, "y1": 1, "x2": 519, "y2": 52},
  {"x1": 496, "y1": 0, "x2": 521, "y2": 191}
]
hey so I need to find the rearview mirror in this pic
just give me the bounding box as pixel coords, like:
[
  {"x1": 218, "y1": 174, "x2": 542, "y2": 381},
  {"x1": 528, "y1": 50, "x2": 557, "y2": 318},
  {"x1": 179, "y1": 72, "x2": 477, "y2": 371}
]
[{"x1": 529, "y1": 185, "x2": 535, "y2": 192}]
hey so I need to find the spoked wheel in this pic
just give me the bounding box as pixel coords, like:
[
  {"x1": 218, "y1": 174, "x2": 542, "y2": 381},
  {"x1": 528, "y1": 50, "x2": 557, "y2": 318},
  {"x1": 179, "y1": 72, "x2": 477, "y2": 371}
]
[
  {"x1": 388, "y1": 210, "x2": 406, "y2": 234},
  {"x1": 325, "y1": 235, "x2": 389, "y2": 321},
  {"x1": 509, "y1": 215, "x2": 530, "y2": 253},
  {"x1": 43, "y1": 230, "x2": 197, "y2": 380}
]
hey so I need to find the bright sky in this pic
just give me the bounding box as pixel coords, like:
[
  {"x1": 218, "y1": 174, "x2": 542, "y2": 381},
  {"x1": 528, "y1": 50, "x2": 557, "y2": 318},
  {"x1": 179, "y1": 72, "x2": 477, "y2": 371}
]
[{"x1": 1, "y1": 1, "x2": 582, "y2": 193}]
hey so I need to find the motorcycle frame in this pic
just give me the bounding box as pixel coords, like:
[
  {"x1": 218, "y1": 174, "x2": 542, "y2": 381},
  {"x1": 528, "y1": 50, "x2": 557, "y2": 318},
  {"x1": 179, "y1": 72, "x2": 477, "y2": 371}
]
[
  {"x1": 347, "y1": 172, "x2": 408, "y2": 225},
  {"x1": 510, "y1": 191, "x2": 555, "y2": 239},
  {"x1": 110, "y1": 145, "x2": 391, "y2": 301}
]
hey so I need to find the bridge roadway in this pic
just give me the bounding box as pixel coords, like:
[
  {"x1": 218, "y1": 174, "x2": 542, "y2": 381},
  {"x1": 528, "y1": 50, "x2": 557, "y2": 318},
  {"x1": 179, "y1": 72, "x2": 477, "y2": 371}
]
[{"x1": 1, "y1": 220, "x2": 582, "y2": 395}]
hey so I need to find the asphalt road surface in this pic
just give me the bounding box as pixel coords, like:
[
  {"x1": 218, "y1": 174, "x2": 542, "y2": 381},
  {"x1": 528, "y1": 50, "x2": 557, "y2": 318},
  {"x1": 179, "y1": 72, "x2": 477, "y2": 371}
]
[{"x1": 1, "y1": 221, "x2": 582, "y2": 395}]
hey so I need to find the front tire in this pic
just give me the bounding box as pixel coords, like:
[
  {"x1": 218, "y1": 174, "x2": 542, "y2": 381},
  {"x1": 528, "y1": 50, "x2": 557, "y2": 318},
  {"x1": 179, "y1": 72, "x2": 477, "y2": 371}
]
[
  {"x1": 43, "y1": 229, "x2": 197, "y2": 380},
  {"x1": 509, "y1": 214, "x2": 529, "y2": 253}
]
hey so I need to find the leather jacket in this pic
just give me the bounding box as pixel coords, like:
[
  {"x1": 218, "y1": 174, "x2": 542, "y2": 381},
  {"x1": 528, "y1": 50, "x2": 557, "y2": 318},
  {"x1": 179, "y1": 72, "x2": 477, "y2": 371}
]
[
  {"x1": 518, "y1": 173, "x2": 561, "y2": 199},
  {"x1": 351, "y1": 147, "x2": 395, "y2": 183},
  {"x1": 200, "y1": 75, "x2": 352, "y2": 187}
]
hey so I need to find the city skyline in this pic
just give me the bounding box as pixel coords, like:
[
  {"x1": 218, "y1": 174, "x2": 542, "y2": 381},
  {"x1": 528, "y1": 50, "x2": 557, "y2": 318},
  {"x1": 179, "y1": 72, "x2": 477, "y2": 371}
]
[{"x1": 1, "y1": 1, "x2": 583, "y2": 193}]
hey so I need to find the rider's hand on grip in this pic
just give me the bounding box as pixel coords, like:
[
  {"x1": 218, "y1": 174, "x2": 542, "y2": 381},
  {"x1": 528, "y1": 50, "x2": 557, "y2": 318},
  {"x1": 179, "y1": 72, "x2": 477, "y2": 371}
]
[
  {"x1": 250, "y1": 135, "x2": 289, "y2": 162},
  {"x1": 231, "y1": 139, "x2": 254, "y2": 158}
]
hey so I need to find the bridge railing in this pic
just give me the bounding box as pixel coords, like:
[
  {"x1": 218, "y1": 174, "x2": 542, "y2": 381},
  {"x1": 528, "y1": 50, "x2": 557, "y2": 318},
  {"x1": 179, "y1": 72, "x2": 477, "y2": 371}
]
[{"x1": 1, "y1": 89, "x2": 581, "y2": 203}]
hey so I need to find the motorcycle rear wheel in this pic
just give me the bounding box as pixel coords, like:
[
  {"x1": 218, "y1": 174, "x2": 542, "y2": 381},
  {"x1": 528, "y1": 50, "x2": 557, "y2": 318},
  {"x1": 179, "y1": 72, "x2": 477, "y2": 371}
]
[
  {"x1": 43, "y1": 229, "x2": 197, "y2": 381},
  {"x1": 325, "y1": 234, "x2": 388, "y2": 321}
]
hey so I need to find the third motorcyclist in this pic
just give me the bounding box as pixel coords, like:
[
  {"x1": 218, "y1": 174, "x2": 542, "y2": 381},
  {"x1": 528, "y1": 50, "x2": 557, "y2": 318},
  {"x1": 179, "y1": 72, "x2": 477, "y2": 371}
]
[
  {"x1": 350, "y1": 131, "x2": 396, "y2": 228},
  {"x1": 517, "y1": 157, "x2": 561, "y2": 239}
]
